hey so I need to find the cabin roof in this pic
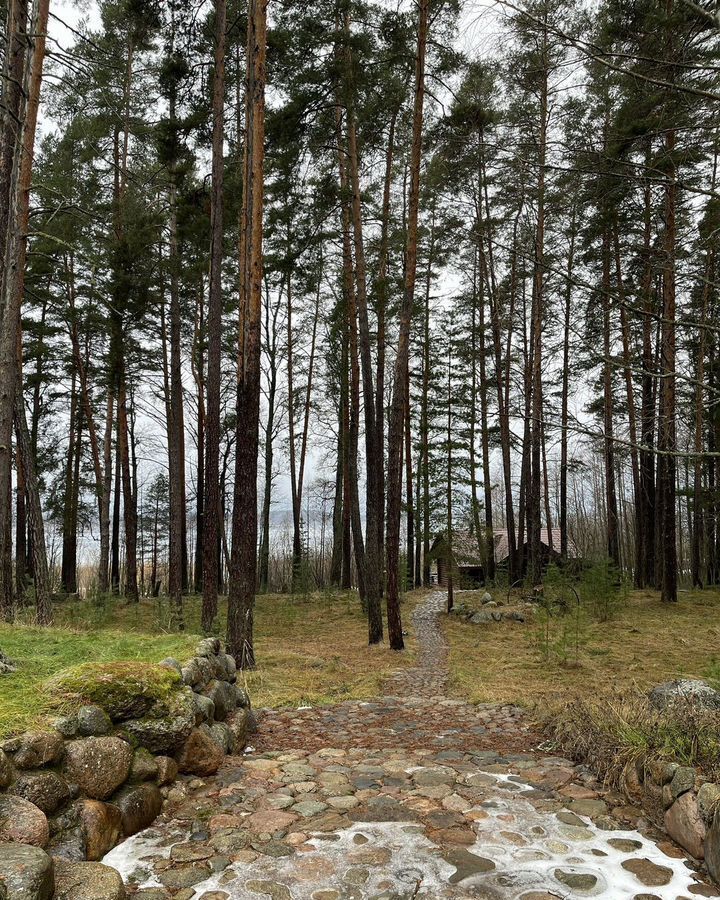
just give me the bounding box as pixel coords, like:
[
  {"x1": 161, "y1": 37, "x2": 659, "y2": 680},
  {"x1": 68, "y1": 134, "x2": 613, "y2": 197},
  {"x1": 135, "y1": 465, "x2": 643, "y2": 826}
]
[{"x1": 431, "y1": 528, "x2": 579, "y2": 566}]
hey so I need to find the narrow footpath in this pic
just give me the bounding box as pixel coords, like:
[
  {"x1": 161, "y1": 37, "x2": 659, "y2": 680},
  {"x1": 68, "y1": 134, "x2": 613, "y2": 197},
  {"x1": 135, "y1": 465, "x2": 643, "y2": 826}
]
[{"x1": 106, "y1": 592, "x2": 718, "y2": 900}]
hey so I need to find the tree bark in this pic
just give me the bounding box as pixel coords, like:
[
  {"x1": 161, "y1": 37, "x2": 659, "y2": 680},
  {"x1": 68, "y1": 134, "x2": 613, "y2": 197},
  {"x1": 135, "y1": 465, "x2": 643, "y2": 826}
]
[
  {"x1": 227, "y1": 0, "x2": 267, "y2": 669},
  {"x1": 386, "y1": 0, "x2": 428, "y2": 650}
]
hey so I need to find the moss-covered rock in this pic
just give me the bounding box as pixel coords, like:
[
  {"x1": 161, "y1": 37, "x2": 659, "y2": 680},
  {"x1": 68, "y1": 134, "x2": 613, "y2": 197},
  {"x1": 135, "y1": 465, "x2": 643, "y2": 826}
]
[
  {"x1": 122, "y1": 691, "x2": 195, "y2": 755},
  {"x1": 46, "y1": 663, "x2": 181, "y2": 723}
]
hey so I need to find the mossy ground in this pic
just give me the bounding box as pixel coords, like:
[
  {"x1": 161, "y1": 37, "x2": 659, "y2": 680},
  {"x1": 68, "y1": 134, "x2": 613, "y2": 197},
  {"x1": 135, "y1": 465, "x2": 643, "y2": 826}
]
[{"x1": 0, "y1": 590, "x2": 415, "y2": 737}]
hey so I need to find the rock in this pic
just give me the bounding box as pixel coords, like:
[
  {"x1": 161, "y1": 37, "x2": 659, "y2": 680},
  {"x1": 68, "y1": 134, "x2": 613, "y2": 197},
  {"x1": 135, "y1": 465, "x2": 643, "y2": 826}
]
[
  {"x1": 469, "y1": 610, "x2": 495, "y2": 625},
  {"x1": 649, "y1": 680, "x2": 720, "y2": 712},
  {"x1": 481, "y1": 592, "x2": 493, "y2": 604},
  {"x1": 210, "y1": 723, "x2": 233, "y2": 754},
  {"x1": 0, "y1": 843, "x2": 54, "y2": 900},
  {"x1": 53, "y1": 858, "x2": 125, "y2": 899},
  {"x1": 76, "y1": 706, "x2": 113, "y2": 737},
  {"x1": 554, "y1": 869, "x2": 598, "y2": 892},
  {"x1": 47, "y1": 662, "x2": 181, "y2": 722},
  {"x1": 621, "y1": 858, "x2": 673, "y2": 887},
  {"x1": 155, "y1": 756, "x2": 178, "y2": 787},
  {"x1": 196, "y1": 638, "x2": 221, "y2": 658},
  {"x1": 77, "y1": 801, "x2": 123, "y2": 861},
  {"x1": 705, "y1": 807, "x2": 720, "y2": 884},
  {"x1": 669, "y1": 766, "x2": 696, "y2": 800},
  {"x1": 698, "y1": 783, "x2": 720, "y2": 824},
  {"x1": 176, "y1": 727, "x2": 225, "y2": 776},
  {"x1": 52, "y1": 717, "x2": 78, "y2": 739},
  {"x1": 565, "y1": 799, "x2": 608, "y2": 818},
  {"x1": 227, "y1": 709, "x2": 252, "y2": 752},
  {"x1": 192, "y1": 693, "x2": 215, "y2": 724},
  {"x1": 217, "y1": 654, "x2": 236, "y2": 682},
  {"x1": 123, "y1": 692, "x2": 195, "y2": 754},
  {"x1": 63, "y1": 738, "x2": 132, "y2": 800},
  {"x1": 129, "y1": 748, "x2": 159, "y2": 783},
  {"x1": 181, "y1": 659, "x2": 203, "y2": 689},
  {"x1": 234, "y1": 686, "x2": 251, "y2": 710},
  {"x1": 10, "y1": 772, "x2": 71, "y2": 815},
  {"x1": 665, "y1": 791, "x2": 705, "y2": 859},
  {"x1": 159, "y1": 658, "x2": 182, "y2": 677},
  {"x1": 204, "y1": 681, "x2": 236, "y2": 721},
  {"x1": 113, "y1": 784, "x2": 163, "y2": 836},
  {"x1": 11, "y1": 732, "x2": 64, "y2": 770},
  {"x1": 0, "y1": 795, "x2": 49, "y2": 846},
  {"x1": 0, "y1": 753, "x2": 12, "y2": 790}
]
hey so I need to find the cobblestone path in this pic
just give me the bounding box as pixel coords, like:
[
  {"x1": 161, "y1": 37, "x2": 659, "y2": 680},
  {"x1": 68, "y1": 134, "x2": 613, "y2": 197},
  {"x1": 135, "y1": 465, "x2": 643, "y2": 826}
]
[{"x1": 107, "y1": 592, "x2": 718, "y2": 900}]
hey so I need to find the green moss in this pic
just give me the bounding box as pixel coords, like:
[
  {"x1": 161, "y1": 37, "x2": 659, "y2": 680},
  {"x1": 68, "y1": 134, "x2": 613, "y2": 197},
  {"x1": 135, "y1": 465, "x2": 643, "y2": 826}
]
[{"x1": 46, "y1": 661, "x2": 181, "y2": 721}]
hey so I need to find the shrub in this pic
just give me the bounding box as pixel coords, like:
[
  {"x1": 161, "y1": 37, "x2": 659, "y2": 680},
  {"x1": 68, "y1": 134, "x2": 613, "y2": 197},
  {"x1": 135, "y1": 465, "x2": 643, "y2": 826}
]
[
  {"x1": 544, "y1": 690, "x2": 720, "y2": 786},
  {"x1": 577, "y1": 558, "x2": 630, "y2": 622}
]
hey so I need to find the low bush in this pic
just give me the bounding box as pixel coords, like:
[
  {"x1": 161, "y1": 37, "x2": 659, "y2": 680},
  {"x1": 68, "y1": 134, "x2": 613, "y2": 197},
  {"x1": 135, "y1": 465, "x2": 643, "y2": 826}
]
[{"x1": 544, "y1": 690, "x2": 720, "y2": 786}]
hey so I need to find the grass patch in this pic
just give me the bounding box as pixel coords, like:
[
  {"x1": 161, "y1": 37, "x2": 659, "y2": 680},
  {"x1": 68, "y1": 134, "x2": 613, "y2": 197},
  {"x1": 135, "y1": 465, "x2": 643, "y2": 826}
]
[
  {"x1": 443, "y1": 587, "x2": 720, "y2": 706},
  {"x1": 0, "y1": 590, "x2": 414, "y2": 737},
  {"x1": 544, "y1": 692, "x2": 720, "y2": 784}
]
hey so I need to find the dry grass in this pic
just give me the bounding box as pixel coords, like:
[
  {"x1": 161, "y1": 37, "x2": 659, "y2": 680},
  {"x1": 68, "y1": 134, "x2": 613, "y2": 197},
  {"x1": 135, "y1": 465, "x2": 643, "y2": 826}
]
[
  {"x1": 545, "y1": 692, "x2": 720, "y2": 784},
  {"x1": 0, "y1": 590, "x2": 416, "y2": 737},
  {"x1": 443, "y1": 587, "x2": 720, "y2": 707}
]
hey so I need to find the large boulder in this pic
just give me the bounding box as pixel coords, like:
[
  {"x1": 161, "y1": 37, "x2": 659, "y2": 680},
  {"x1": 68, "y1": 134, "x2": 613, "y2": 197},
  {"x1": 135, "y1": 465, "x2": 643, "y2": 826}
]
[
  {"x1": 649, "y1": 679, "x2": 720, "y2": 712},
  {"x1": 0, "y1": 795, "x2": 49, "y2": 847},
  {"x1": 123, "y1": 691, "x2": 195, "y2": 755},
  {"x1": 53, "y1": 858, "x2": 125, "y2": 900},
  {"x1": 76, "y1": 801, "x2": 123, "y2": 861},
  {"x1": 0, "y1": 843, "x2": 54, "y2": 900},
  {"x1": 63, "y1": 737, "x2": 133, "y2": 801},
  {"x1": 10, "y1": 772, "x2": 71, "y2": 815},
  {"x1": 176, "y1": 726, "x2": 225, "y2": 776},
  {"x1": 113, "y1": 783, "x2": 163, "y2": 837},
  {"x1": 665, "y1": 791, "x2": 705, "y2": 859},
  {"x1": 47, "y1": 662, "x2": 181, "y2": 722},
  {"x1": 9, "y1": 732, "x2": 64, "y2": 770}
]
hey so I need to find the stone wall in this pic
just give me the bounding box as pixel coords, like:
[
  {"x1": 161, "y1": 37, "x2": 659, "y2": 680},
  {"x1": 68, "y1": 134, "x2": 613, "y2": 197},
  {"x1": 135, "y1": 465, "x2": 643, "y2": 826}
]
[
  {"x1": 0, "y1": 639, "x2": 253, "y2": 898},
  {"x1": 620, "y1": 757, "x2": 720, "y2": 886}
]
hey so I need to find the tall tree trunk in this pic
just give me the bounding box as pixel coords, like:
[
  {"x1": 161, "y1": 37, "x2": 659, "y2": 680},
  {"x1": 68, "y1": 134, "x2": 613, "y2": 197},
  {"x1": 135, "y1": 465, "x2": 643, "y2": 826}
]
[
  {"x1": 192, "y1": 280, "x2": 206, "y2": 595},
  {"x1": 559, "y1": 204, "x2": 577, "y2": 561},
  {"x1": 227, "y1": 0, "x2": 267, "y2": 668},
  {"x1": 658, "y1": 111, "x2": 678, "y2": 603},
  {"x1": 602, "y1": 228, "x2": 620, "y2": 566},
  {"x1": 343, "y1": 12, "x2": 383, "y2": 642},
  {"x1": 420, "y1": 211, "x2": 436, "y2": 587},
  {"x1": 639, "y1": 142, "x2": 657, "y2": 589},
  {"x1": 61, "y1": 368, "x2": 80, "y2": 594},
  {"x1": 0, "y1": 0, "x2": 49, "y2": 613},
  {"x1": 203, "y1": 0, "x2": 226, "y2": 629},
  {"x1": 386, "y1": 0, "x2": 428, "y2": 650},
  {"x1": 259, "y1": 281, "x2": 280, "y2": 592},
  {"x1": 528, "y1": 14, "x2": 548, "y2": 587}
]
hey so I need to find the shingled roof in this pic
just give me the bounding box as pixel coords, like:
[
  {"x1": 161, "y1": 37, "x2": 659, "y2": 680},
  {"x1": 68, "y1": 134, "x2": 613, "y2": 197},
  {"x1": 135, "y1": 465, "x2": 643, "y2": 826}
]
[{"x1": 432, "y1": 528, "x2": 579, "y2": 567}]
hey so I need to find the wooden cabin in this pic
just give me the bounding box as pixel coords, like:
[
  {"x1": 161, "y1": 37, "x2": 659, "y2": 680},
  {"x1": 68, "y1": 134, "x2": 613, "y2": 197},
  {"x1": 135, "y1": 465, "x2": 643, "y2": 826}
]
[{"x1": 430, "y1": 528, "x2": 579, "y2": 586}]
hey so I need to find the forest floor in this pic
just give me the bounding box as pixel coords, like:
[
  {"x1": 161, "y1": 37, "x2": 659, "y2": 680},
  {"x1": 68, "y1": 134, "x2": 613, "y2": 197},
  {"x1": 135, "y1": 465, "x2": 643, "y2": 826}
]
[
  {"x1": 442, "y1": 586, "x2": 720, "y2": 708},
  {"x1": 0, "y1": 591, "x2": 414, "y2": 738}
]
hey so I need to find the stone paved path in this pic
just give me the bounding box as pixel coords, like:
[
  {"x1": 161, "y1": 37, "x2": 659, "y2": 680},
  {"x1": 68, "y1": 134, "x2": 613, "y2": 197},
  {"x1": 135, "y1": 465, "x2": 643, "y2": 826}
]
[{"x1": 107, "y1": 592, "x2": 719, "y2": 900}]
